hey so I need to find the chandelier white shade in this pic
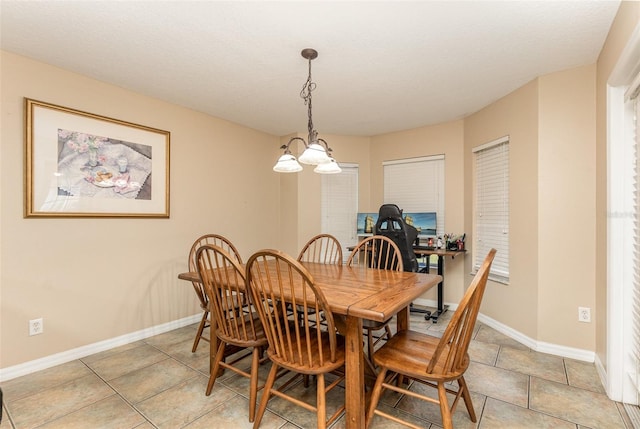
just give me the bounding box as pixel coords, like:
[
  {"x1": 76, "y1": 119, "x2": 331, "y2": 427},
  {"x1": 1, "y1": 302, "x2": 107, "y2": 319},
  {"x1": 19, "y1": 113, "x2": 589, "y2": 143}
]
[
  {"x1": 273, "y1": 48, "x2": 341, "y2": 174},
  {"x1": 273, "y1": 152, "x2": 303, "y2": 173}
]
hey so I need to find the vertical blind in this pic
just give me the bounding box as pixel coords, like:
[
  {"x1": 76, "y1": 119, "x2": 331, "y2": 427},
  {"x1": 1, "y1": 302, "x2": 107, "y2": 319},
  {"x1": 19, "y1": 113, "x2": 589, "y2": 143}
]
[
  {"x1": 321, "y1": 164, "x2": 359, "y2": 261},
  {"x1": 382, "y1": 155, "x2": 445, "y2": 236},
  {"x1": 473, "y1": 137, "x2": 510, "y2": 281},
  {"x1": 625, "y1": 79, "x2": 640, "y2": 404}
]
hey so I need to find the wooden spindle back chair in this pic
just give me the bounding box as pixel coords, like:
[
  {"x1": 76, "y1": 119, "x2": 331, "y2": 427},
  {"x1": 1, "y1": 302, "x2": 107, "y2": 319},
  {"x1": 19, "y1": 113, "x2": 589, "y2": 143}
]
[
  {"x1": 366, "y1": 249, "x2": 497, "y2": 429},
  {"x1": 188, "y1": 233, "x2": 242, "y2": 352},
  {"x1": 246, "y1": 249, "x2": 346, "y2": 429},
  {"x1": 195, "y1": 244, "x2": 267, "y2": 422}
]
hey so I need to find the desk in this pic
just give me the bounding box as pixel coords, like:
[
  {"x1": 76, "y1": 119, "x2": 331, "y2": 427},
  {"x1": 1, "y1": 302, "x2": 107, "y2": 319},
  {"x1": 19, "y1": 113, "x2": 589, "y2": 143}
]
[
  {"x1": 412, "y1": 248, "x2": 466, "y2": 322},
  {"x1": 179, "y1": 262, "x2": 441, "y2": 429}
]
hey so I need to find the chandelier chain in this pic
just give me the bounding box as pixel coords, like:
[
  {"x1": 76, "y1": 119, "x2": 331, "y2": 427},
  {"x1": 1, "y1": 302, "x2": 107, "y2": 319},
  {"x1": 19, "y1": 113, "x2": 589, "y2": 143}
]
[{"x1": 300, "y1": 58, "x2": 317, "y2": 141}]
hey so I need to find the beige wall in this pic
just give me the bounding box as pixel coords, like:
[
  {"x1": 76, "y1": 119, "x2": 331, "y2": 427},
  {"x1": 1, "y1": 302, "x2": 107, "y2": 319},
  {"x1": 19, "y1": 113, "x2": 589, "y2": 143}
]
[
  {"x1": 369, "y1": 121, "x2": 466, "y2": 305},
  {"x1": 595, "y1": 1, "x2": 640, "y2": 370},
  {"x1": 0, "y1": 51, "x2": 281, "y2": 368},
  {"x1": 464, "y1": 80, "x2": 540, "y2": 339},
  {"x1": 538, "y1": 65, "x2": 596, "y2": 349}
]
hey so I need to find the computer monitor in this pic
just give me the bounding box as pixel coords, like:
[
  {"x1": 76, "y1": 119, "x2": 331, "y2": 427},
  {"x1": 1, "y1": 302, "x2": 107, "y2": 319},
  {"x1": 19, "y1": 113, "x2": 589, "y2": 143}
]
[
  {"x1": 403, "y1": 212, "x2": 437, "y2": 237},
  {"x1": 356, "y1": 212, "x2": 378, "y2": 235}
]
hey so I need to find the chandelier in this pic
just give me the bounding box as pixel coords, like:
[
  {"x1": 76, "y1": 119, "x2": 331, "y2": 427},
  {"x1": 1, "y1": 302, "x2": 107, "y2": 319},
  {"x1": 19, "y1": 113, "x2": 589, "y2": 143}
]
[{"x1": 273, "y1": 48, "x2": 341, "y2": 174}]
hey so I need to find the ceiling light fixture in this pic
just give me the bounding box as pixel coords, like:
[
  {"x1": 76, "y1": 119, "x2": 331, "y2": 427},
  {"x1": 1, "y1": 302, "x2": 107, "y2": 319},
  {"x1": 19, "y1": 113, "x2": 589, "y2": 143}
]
[{"x1": 273, "y1": 48, "x2": 341, "y2": 174}]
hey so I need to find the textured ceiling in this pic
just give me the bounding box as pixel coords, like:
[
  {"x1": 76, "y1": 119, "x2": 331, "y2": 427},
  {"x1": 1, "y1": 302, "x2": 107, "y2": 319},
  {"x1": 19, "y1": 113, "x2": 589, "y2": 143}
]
[{"x1": 0, "y1": 1, "x2": 620, "y2": 137}]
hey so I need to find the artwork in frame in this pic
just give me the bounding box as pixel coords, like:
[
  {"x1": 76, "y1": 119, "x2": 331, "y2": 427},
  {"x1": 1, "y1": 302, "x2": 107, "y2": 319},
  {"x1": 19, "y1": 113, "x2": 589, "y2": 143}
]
[{"x1": 25, "y1": 98, "x2": 170, "y2": 218}]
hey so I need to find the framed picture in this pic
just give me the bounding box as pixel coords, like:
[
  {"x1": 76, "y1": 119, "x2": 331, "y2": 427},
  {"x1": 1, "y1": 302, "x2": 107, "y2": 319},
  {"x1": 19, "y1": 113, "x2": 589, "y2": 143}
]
[{"x1": 25, "y1": 98, "x2": 170, "y2": 218}]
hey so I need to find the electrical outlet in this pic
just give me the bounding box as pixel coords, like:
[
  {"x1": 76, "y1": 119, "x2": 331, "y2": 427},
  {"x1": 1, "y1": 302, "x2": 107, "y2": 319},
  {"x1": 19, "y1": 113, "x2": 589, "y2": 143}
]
[
  {"x1": 29, "y1": 318, "x2": 43, "y2": 335},
  {"x1": 578, "y1": 307, "x2": 591, "y2": 323}
]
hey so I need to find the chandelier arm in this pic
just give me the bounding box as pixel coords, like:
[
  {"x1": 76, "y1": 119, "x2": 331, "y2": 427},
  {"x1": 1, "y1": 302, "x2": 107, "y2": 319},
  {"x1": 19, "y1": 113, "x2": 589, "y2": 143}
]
[
  {"x1": 317, "y1": 138, "x2": 333, "y2": 154},
  {"x1": 280, "y1": 137, "x2": 308, "y2": 154}
]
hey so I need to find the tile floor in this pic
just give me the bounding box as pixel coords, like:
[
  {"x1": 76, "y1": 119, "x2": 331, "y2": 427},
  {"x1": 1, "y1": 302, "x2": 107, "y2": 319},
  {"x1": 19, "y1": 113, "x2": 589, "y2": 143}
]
[{"x1": 0, "y1": 310, "x2": 636, "y2": 429}]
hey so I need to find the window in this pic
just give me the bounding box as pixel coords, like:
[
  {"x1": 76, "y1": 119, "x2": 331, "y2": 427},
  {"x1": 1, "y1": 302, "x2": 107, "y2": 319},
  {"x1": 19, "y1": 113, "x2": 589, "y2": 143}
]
[
  {"x1": 473, "y1": 136, "x2": 509, "y2": 282},
  {"x1": 383, "y1": 155, "x2": 445, "y2": 236},
  {"x1": 321, "y1": 164, "x2": 358, "y2": 261}
]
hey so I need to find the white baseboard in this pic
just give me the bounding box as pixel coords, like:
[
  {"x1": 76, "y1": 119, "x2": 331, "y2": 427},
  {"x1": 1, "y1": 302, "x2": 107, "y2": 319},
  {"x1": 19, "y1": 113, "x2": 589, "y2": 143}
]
[
  {"x1": 0, "y1": 314, "x2": 201, "y2": 382},
  {"x1": 412, "y1": 298, "x2": 595, "y2": 362},
  {"x1": 1, "y1": 300, "x2": 598, "y2": 382}
]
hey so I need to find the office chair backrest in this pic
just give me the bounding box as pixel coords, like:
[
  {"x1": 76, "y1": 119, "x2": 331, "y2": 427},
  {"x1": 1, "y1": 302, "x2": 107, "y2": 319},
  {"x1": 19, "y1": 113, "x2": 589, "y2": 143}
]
[{"x1": 374, "y1": 204, "x2": 418, "y2": 272}]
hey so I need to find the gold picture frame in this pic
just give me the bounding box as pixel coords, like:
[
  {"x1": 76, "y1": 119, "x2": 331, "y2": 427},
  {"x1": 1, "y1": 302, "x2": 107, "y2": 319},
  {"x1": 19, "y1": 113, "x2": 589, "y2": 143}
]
[{"x1": 25, "y1": 98, "x2": 170, "y2": 218}]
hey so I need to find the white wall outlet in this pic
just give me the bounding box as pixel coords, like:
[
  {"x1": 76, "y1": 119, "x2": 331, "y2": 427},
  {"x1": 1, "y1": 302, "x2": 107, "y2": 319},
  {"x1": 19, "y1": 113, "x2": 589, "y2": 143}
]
[
  {"x1": 578, "y1": 307, "x2": 591, "y2": 323},
  {"x1": 29, "y1": 318, "x2": 43, "y2": 335}
]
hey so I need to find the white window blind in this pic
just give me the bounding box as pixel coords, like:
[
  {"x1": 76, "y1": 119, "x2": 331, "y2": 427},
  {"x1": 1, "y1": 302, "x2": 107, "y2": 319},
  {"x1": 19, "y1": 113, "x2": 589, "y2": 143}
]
[
  {"x1": 383, "y1": 155, "x2": 445, "y2": 236},
  {"x1": 321, "y1": 164, "x2": 359, "y2": 261},
  {"x1": 473, "y1": 137, "x2": 509, "y2": 281},
  {"x1": 625, "y1": 80, "x2": 640, "y2": 404}
]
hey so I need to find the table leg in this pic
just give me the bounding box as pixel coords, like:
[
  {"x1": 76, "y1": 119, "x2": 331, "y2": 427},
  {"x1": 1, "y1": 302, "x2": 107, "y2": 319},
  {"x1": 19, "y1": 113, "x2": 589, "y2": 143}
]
[
  {"x1": 429, "y1": 256, "x2": 449, "y2": 323},
  {"x1": 345, "y1": 315, "x2": 365, "y2": 429}
]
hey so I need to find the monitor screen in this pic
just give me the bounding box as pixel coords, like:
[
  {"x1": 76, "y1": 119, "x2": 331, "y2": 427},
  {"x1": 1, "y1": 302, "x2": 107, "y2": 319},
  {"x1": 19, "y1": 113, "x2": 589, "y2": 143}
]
[
  {"x1": 356, "y1": 212, "x2": 377, "y2": 234},
  {"x1": 403, "y1": 212, "x2": 437, "y2": 237}
]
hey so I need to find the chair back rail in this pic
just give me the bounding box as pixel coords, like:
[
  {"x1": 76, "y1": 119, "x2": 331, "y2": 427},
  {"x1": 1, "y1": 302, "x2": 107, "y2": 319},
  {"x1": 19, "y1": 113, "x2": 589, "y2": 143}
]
[
  {"x1": 346, "y1": 235, "x2": 403, "y2": 272},
  {"x1": 297, "y1": 233, "x2": 343, "y2": 265}
]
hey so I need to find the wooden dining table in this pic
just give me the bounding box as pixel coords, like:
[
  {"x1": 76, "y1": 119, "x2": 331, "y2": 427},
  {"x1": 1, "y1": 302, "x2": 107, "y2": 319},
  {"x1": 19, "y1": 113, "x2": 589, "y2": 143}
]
[{"x1": 178, "y1": 261, "x2": 441, "y2": 429}]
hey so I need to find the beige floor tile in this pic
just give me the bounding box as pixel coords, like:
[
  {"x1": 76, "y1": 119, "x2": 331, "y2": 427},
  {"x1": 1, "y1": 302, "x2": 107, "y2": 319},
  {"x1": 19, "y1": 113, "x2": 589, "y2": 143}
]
[
  {"x1": 109, "y1": 358, "x2": 199, "y2": 404},
  {"x1": 158, "y1": 337, "x2": 211, "y2": 375},
  {"x1": 85, "y1": 343, "x2": 168, "y2": 381},
  {"x1": 464, "y1": 361, "x2": 529, "y2": 408},
  {"x1": 530, "y1": 376, "x2": 626, "y2": 428},
  {"x1": 80, "y1": 340, "x2": 146, "y2": 365},
  {"x1": 136, "y1": 374, "x2": 236, "y2": 428},
  {"x1": 37, "y1": 394, "x2": 145, "y2": 429},
  {"x1": 564, "y1": 358, "x2": 606, "y2": 394},
  {"x1": 396, "y1": 384, "x2": 485, "y2": 429},
  {"x1": 0, "y1": 360, "x2": 92, "y2": 402},
  {"x1": 468, "y1": 340, "x2": 500, "y2": 366},
  {"x1": 144, "y1": 325, "x2": 198, "y2": 350},
  {"x1": 183, "y1": 394, "x2": 287, "y2": 428},
  {"x1": 479, "y1": 397, "x2": 576, "y2": 428},
  {"x1": 496, "y1": 347, "x2": 567, "y2": 384},
  {"x1": 7, "y1": 373, "x2": 114, "y2": 429},
  {"x1": 260, "y1": 375, "x2": 345, "y2": 429},
  {"x1": 474, "y1": 325, "x2": 530, "y2": 351}
]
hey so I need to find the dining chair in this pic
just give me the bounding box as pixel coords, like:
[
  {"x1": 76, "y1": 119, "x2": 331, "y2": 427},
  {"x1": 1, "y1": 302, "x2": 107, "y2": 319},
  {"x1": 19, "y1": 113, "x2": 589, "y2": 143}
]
[
  {"x1": 365, "y1": 249, "x2": 497, "y2": 429},
  {"x1": 196, "y1": 244, "x2": 268, "y2": 422},
  {"x1": 246, "y1": 249, "x2": 346, "y2": 429},
  {"x1": 188, "y1": 233, "x2": 243, "y2": 353},
  {"x1": 297, "y1": 233, "x2": 343, "y2": 265},
  {"x1": 346, "y1": 235, "x2": 403, "y2": 364}
]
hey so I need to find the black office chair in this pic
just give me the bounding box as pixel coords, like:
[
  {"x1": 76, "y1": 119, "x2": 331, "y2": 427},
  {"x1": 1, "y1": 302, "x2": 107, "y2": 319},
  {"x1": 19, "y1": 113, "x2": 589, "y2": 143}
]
[{"x1": 374, "y1": 204, "x2": 431, "y2": 318}]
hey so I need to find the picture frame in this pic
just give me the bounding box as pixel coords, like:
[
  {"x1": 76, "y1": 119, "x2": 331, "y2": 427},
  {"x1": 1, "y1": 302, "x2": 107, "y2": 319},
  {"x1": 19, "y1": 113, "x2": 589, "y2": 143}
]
[{"x1": 25, "y1": 98, "x2": 170, "y2": 218}]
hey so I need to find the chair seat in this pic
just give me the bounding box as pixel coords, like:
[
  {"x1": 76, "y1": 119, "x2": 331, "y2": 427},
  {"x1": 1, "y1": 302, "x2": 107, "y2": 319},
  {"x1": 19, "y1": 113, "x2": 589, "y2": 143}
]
[
  {"x1": 268, "y1": 330, "x2": 345, "y2": 375},
  {"x1": 373, "y1": 330, "x2": 468, "y2": 382}
]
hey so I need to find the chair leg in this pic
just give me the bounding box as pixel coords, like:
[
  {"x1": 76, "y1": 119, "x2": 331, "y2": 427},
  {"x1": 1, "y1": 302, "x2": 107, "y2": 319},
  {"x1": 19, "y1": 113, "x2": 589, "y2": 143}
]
[
  {"x1": 367, "y1": 329, "x2": 375, "y2": 361},
  {"x1": 365, "y1": 367, "x2": 387, "y2": 429},
  {"x1": 206, "y1": 340, "x2": 226, "y2": 395},
  {"x1": 248, "y1": 347, "x2": 260, "y2": 422},
  {"x1": 437, "y1": 382, "x2": 453, "y2": 429},
  {"x1": 316, "y1": 373, "x2": 326, "y2": 429},
  {"x1": 192, "y1": 310, "x2": 209, "y2": 352},
  {"x1": 253, "y1": 362, "x2": 279, "y2": 429},
  {"x1": 458, "y1": 376, "x2": 477, "y2": 422}
]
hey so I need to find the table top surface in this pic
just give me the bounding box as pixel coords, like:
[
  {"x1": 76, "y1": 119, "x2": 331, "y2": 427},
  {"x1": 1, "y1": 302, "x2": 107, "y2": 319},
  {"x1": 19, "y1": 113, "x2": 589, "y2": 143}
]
[{"x1": 178, "y1": 261, "x2": 441, "y2": 323}]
